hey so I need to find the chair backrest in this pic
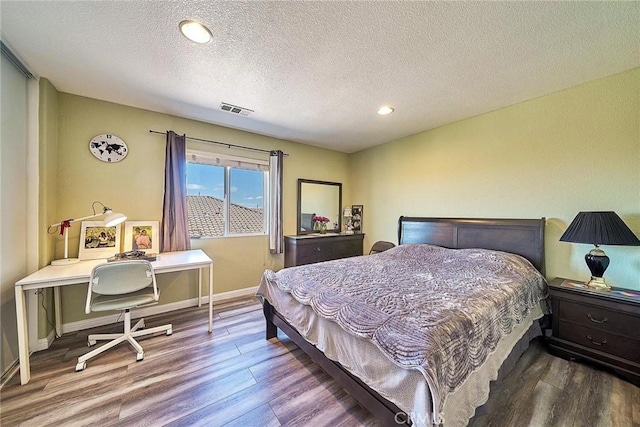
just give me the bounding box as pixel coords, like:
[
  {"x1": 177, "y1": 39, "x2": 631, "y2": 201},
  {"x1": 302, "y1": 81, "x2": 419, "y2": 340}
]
[
  {"x1": 369, "y1": 241, "x2": 396, "y2": 255},
  {"x1": 86, "y1": 260, "x2": 158, "y2": 313},
  {"x1": 301, "y1": 212, "x2": 316, "y2": 231}
]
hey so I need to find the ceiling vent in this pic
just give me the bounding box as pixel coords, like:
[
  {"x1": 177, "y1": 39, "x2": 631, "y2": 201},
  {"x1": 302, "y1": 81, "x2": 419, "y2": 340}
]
[{"x1": 219, "y1": 102, "x2": 253, "y2": 116}]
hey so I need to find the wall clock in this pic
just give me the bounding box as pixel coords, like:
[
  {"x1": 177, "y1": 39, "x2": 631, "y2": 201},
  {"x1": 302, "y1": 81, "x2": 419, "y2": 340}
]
[{"x1": 89, "y1": 134, "x2": 128, "y2": 163}]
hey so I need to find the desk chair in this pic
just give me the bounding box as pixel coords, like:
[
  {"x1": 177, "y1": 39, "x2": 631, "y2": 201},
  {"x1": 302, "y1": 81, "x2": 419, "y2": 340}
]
[
  {"x1": 369, "y1": 241, "x2": 396, "y2": 255},
  {"x1": 76, "y1": 260, "x2": 172, "y2": 371}
]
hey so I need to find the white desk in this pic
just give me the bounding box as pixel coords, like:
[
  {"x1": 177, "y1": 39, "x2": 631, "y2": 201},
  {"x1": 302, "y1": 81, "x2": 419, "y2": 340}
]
[{"x1": 15, "y1": 249, "x2": 213, "y2": 385}]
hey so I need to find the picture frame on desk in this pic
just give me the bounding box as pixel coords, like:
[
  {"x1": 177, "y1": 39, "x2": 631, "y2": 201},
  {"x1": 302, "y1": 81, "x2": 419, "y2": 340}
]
[
  {"x1": 123, "y1": 221, "x2": 159, "y2": 253},
  {"x1": 78, "y1": 221, "x2": 121, "y2": 260}
]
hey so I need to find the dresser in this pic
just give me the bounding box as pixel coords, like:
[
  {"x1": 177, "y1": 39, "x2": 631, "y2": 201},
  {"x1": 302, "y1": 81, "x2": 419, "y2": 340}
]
[
  {"x1": 284, "y1": 233, "x2": 365, "y2": 267},
  {"x1": 548, "y1": 277, "x2": 640, "y2": 386}
]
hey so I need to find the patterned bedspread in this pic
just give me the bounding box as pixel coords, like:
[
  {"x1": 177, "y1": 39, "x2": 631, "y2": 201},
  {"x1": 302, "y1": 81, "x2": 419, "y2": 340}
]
[{"x1": 259, "y1": 244, "x2": 549, "y2": 422}]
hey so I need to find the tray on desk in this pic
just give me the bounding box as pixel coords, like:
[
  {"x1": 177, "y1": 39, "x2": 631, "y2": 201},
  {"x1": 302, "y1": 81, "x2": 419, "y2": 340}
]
[{"x1": 107, "y1": 252, "x2": 157, "y2": 262}]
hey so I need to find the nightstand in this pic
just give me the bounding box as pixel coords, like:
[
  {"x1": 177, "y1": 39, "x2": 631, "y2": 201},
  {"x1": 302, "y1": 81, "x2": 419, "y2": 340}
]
[{"x1": 547, "y1": 277, "x2": 640, "y2": 386}]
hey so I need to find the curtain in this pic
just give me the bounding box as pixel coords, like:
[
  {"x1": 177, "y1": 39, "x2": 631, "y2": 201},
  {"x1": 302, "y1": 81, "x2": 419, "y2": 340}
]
[
  {"x1": 160, "y1": 131, "x2": 191, "y2": 252},
  {"x1": 269, "y1": 150, "x2": 284, "y2": 254}
]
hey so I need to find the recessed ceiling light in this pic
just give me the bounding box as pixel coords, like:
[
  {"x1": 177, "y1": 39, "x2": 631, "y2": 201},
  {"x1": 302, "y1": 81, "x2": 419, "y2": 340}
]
[
  {"x1": 179, "y1": 20, "x2": 213, "y2": 44},
  {"x1": 377, "y1": 106, "x2": 394, "y2": 115}
]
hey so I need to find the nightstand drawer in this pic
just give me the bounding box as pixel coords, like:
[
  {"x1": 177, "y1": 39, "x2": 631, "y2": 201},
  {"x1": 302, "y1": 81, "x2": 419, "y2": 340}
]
[
  {"x1": 558, "y1": 322, "x2": 640, "y2": 363},
  {"x1": 560, "y1": 300, "x2": 640, "y2": 338}
]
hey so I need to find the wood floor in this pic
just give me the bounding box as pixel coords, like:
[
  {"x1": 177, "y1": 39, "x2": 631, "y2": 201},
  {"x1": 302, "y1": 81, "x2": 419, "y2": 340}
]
[{"x1": 1, "y1": 297, "x2": 638, "y2": 427}]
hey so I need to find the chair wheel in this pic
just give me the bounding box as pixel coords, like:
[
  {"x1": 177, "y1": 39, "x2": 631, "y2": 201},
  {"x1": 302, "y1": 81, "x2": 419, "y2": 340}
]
[
  {"x1": 88, "y1": 340, "x2": 96, "y2": 347},
  {"x1": 136, "y1": 352, "x2": 144, "y2": 361},
  {"x1": 75, "y1": 362, "x2": 86, "y2": 372}
]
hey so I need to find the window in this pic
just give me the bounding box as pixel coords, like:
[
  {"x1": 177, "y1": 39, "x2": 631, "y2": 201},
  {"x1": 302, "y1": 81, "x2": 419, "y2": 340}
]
[{"x1": 186, "y1": 151, "x2": 268, "y2": 238}]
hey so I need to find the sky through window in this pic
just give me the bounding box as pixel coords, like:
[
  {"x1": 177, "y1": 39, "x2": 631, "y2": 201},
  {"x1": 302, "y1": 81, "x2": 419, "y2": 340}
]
[{"x1": 186, "y1": 163, "x2": 264, "y2": 209}]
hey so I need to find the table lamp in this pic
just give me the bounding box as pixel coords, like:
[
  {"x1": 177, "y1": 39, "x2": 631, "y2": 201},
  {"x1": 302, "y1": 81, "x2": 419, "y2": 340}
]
[
  {"x1": 559, "y1": 211, "x2": 640, "y2": 290},
  {"x1": 49, "y1": 201, "x2": 126, "y2": 266}
]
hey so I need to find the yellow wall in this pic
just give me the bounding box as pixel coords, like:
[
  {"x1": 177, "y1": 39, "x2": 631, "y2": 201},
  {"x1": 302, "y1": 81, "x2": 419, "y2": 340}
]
[
  {"x1": 51, "y1": 92, "x2": 350, "y2": 325},
  {"x1": 42, "y1": 68, "x2": 640, "y2": 331},
  {"x1": 38, "y1": 78, "x2": 59, "y2": 337},
  {"x1": 350, "y1": 69, "x2": 640, "y2": 289}
]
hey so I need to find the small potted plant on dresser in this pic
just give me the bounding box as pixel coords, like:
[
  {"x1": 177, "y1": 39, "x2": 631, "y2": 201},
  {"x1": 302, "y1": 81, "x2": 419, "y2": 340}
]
[{"x1": 547, "y1": 277, "x2": 640, "y2": 386}]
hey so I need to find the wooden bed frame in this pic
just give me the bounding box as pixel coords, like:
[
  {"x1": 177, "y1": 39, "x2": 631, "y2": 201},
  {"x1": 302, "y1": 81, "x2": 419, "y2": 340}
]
[{"x1": 263, "y1": 216, "x2": 546, "y2": 426}]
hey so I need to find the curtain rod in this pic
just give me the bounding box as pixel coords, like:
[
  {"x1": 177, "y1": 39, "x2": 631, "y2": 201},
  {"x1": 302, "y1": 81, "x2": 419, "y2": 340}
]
[{"x1": 149, "y1": 130, "x2": 288, "y2": 156}]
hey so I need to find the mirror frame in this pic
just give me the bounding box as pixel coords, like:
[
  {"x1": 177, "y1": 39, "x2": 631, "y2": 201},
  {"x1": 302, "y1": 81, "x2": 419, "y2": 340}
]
[{"x1": 297, "y1": 179, "x2": 342, "y2": 235}]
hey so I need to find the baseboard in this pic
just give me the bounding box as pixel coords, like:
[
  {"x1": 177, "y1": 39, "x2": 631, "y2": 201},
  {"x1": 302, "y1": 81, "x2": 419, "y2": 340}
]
[
  {"x1": 209, "y1": 286, "x2": 258, "y2": 303},
  {"x1": 60, "y1": 286, "x2": 258, "y2": 335},
  {"x1": 34, "y1": 328, "x2": 56, "y2": 352}
]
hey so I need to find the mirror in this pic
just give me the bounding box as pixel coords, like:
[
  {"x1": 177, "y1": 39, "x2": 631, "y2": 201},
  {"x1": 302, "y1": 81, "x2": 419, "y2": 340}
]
[{"x1": 297, "y1": 179, "x2": 342, "y2": 234}]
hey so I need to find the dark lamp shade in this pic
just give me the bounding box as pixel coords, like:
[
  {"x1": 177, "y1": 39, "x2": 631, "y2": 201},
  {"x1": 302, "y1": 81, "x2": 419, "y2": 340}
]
[{"x1": 560, "y1": 211, "x2": 640, "y2": 246}]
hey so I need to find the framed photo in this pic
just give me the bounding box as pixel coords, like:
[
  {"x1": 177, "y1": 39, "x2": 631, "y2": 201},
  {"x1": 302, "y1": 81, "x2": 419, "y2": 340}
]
[
  {"x1": 79, "y1": 221, "x2": 122, "y2": 260},
  {"x1": 123, "y1": 221, "x2": 159, "y2": 253},
  {"x1": 351, "y1": 205, "x2": 363, "y2": 233}
]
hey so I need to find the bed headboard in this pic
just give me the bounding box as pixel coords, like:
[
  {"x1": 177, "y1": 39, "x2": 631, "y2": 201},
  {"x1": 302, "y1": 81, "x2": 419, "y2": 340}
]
[{"x1": 398, "y1": 216, "x2": 545, "y2": 275}]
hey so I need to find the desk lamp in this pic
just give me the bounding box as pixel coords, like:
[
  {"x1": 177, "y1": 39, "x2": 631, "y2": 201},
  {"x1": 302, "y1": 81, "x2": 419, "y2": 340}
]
[
  {"x1": 560, "y1": 211, "x2": 640, "y2": 290},
  {"x1": 49, "y1": 201, "x2": 126, "y2": 266}
]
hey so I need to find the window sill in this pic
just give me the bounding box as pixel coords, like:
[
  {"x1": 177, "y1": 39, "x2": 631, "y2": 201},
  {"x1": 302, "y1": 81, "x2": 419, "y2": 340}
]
[{"x1": 190, "y1": 233, "x2": 268, "y2": 240}]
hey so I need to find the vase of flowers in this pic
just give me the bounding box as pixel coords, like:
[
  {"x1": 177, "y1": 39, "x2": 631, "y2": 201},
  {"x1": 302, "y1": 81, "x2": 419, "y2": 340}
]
[{"x1": 313, "y1": 215, "x2": 330, "y2": 234}]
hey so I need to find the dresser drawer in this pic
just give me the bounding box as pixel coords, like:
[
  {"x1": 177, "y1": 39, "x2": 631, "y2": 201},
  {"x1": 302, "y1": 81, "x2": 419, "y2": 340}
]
[
  {"x1": 559, "y1": 300, "x2": 640, "y2": 338},
  {"x1": 557, "y1": 321, "x2": 640, "y2": 363},
  {"x1": 333, "y1": 240, "x2": 363, "y2": 259},
  {"x1": 295, "y1": 242, "x2": 333, "y2": 265}
]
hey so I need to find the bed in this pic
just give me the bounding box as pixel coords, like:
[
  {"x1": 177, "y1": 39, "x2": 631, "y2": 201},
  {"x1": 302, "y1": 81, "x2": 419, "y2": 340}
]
[{"x1": 257, "y1": 216, "x2": 548, "y2": 426}]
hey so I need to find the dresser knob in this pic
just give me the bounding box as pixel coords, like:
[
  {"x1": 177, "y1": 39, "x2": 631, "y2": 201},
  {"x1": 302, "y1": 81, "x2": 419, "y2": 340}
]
[
  {"x1": 587, "y1": 314, "x2": 608, "y2": 324},
  {"x1": 586, "y1": 335, "x2": 607, "y2": 346}
]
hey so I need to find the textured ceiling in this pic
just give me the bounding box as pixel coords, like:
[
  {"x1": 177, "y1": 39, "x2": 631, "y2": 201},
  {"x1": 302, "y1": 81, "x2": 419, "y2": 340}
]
[{"x1": 1, "y1": 1, "x2": 638, "y2": 153}]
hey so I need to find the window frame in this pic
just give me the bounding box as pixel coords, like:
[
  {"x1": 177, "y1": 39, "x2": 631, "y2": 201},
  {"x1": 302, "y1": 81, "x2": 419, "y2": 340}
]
[{"x1": 186, "y1": 150, "x2": 269, "y2": 239}]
